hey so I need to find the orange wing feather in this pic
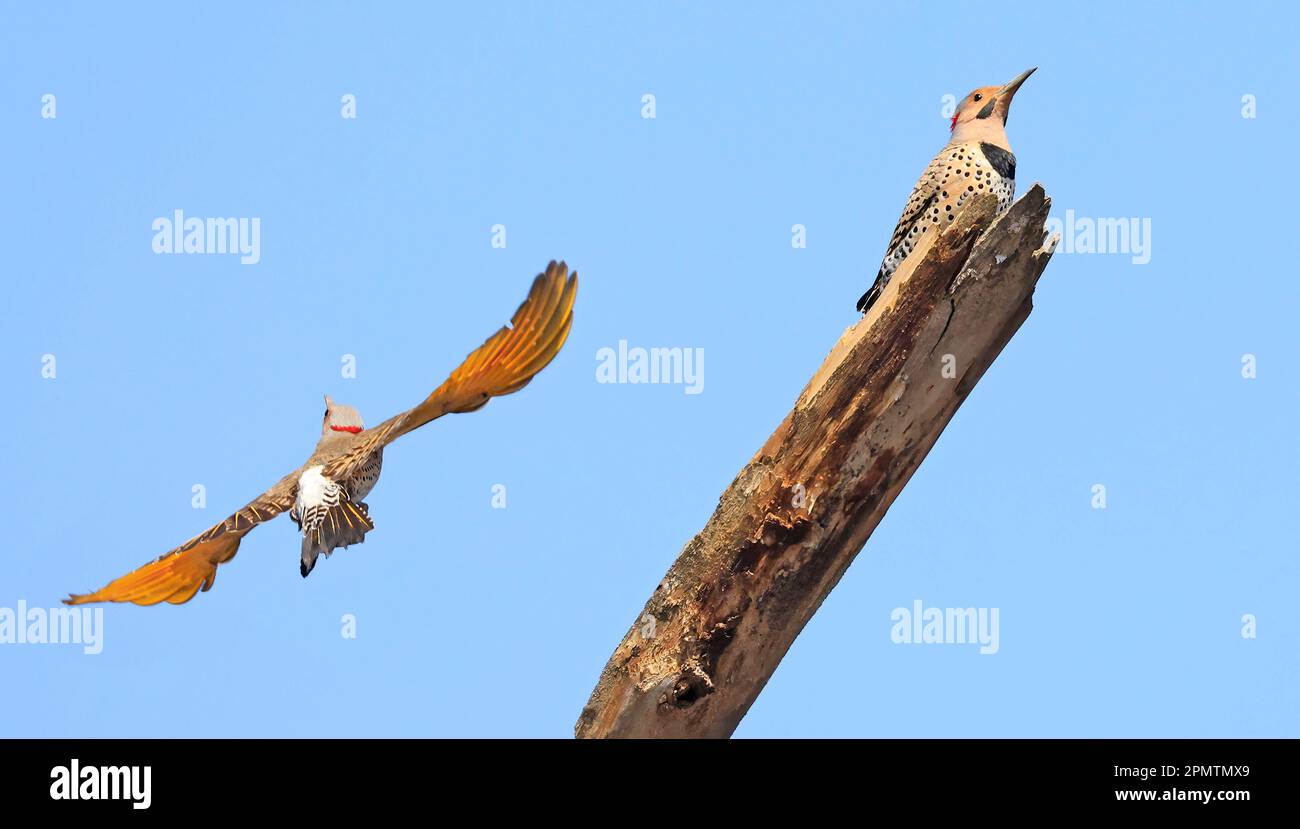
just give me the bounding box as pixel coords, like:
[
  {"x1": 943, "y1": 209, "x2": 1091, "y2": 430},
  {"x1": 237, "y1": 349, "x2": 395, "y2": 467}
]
[
  {"x1": 64, "y1": 534, "x2": 242, "y2": 606},
  {"x1": 64, "y1": 475, "x2": 297, "y2": 606},
  {"x1": 324, "y1": 260, "x2": 577, "y2": 482}
]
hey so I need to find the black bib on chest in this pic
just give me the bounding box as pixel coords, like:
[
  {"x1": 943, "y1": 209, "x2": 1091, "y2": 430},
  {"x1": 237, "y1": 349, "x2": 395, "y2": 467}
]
[{"x1": 979, "y1": 142, "x2": 1016, "y2": 179}]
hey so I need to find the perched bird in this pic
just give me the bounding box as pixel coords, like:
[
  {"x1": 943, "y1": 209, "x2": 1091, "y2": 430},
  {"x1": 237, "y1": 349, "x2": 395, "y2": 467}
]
[
  {"x1": 857, "y1": 68, "x2": 1036, "y2": 313},
  {"x1": 66, "y1": 262, "x2": 578, "y2": 606}
]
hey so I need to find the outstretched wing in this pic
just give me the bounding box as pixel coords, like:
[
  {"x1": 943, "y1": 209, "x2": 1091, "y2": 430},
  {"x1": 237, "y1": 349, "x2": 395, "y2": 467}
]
[
  {"x1": 324, "y1": 260, "x2": 577, "y2": 483},
  {"x1": 65, "y1": 471, "x2": 299, "y2": 606}
]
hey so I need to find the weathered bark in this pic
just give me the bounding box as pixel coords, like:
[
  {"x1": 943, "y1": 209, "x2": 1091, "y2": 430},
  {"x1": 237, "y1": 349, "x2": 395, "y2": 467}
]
[{"x1": 576, "y1": 185, "x2": 1059, "y2": 739}]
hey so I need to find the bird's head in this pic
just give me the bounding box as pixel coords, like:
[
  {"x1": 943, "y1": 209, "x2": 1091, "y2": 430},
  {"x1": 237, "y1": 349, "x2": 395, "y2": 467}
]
[
  {"x1": 950, "y1": 67, "x2": 1036, "y2": 144},
  {"x1": 322, "y1": 394, "x2": 364, "y2": 436}
]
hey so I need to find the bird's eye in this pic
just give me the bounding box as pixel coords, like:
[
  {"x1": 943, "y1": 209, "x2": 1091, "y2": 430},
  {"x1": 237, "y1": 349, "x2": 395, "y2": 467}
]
[{"x1": 973, "y1": 93, "x2": 983, "y2": 102}]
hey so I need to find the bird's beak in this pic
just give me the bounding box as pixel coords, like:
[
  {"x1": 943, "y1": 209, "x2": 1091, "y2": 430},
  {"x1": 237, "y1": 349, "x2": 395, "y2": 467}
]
[
  {"x1": 993, "y1": 67, "x2": 1035, "y2": 124},
  {"x1": 997, "y1": 67, "x2": 1037, "y2": 99}
]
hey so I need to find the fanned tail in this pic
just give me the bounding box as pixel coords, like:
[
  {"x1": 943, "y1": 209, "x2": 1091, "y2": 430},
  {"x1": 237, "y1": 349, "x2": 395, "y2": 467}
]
[{"x1": 299, "y1": 500, "x2": 374, "y2": 578}]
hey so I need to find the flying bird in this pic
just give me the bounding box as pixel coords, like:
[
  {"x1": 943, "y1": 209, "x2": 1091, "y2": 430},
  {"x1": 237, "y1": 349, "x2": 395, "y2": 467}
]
[
  {"x1": 857, "y1": 68, "x2": 1036, "y2": 313},
  {"x1": 66, "y1": 261, "x2": 578, "y2": 606}
]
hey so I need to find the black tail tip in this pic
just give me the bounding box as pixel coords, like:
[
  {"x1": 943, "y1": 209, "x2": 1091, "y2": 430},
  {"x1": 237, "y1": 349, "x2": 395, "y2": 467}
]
[{"x1": 857, "y1": 278, "x2": 888, "y2": 313}]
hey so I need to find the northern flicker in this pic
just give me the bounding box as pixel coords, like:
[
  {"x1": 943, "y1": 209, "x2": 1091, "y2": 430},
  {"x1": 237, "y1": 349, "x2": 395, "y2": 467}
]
[
  {"x1": 857, "y1": 68, "x2": 1036, "y2": 313},
  {"x1": 65, "y1": 261, "x2": 578, "y2": 606}
]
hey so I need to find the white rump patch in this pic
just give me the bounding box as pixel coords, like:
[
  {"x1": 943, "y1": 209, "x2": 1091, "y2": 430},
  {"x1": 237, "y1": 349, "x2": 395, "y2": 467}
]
[{"x1": 293, "y1": 465, "x2": 344, "y2": 530}]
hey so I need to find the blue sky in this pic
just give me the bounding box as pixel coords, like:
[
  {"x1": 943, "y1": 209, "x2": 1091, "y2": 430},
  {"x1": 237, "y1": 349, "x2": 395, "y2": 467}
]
[{"x1": 2, "y1": 1, "x2": 1297, "y2": 737}]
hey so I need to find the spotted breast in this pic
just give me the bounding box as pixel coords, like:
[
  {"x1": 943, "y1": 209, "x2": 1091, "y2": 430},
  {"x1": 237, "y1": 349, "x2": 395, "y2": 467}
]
[{"x1": 857, "y1": 140, "x2": 1016, "y2": 313}]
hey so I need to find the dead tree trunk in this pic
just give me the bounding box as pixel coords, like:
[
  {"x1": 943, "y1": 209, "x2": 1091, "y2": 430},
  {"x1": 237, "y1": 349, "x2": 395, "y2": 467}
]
[{"x1": 576, "y1": 185, "x2": 1059, "y2": 739}]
